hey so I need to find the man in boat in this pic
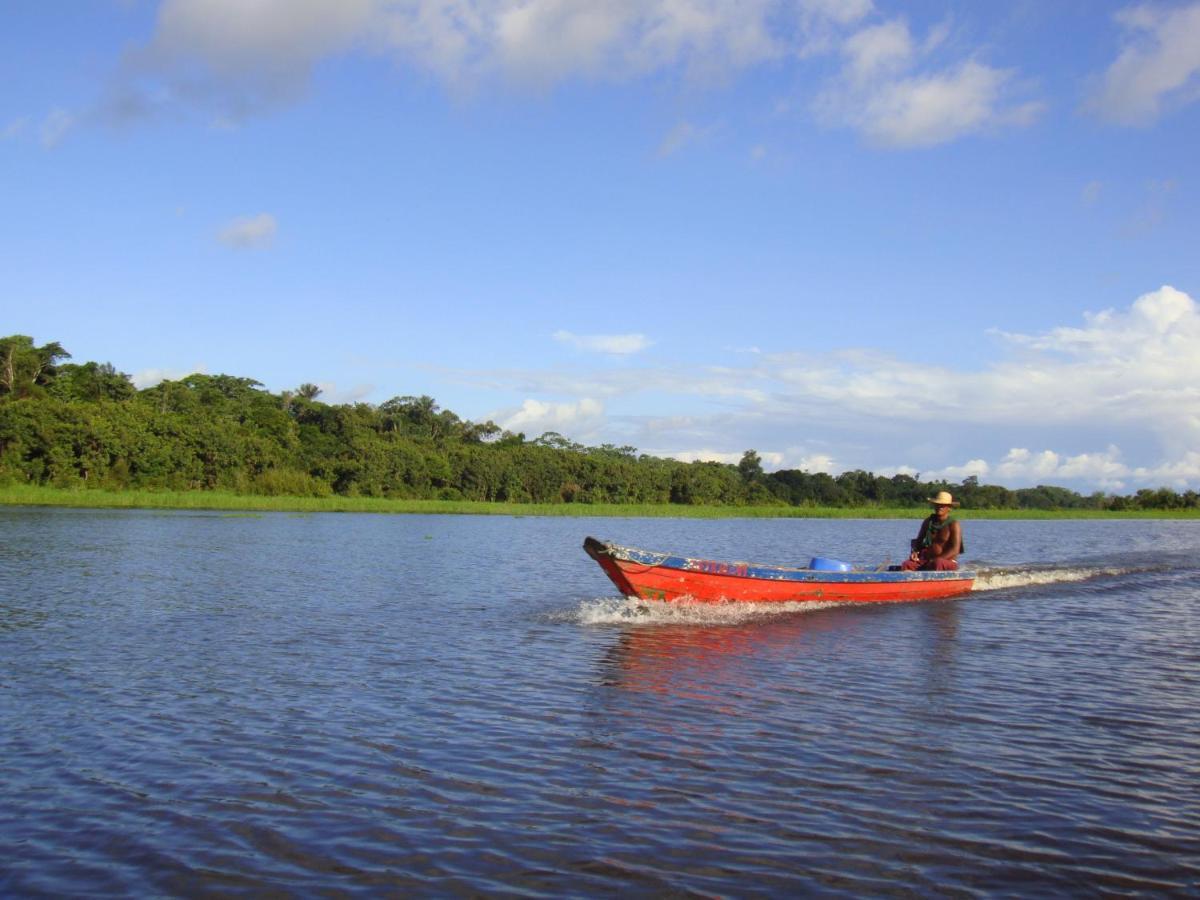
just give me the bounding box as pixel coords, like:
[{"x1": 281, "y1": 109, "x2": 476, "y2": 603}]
[{"x1": 901, "y1": 490, "x2": 963, "y2": 571}]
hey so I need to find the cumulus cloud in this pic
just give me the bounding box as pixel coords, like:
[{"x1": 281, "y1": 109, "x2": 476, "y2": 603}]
[
  {"x1": 1090, "y1": 1, "x2": 1200, "y2": 125},
  {"x1": 118, "y1": 0, "x2": 373, "y2": 120},
  {"x1": 761, "y1": 288, "x2": 1200, "y2": 487},
  {"x1": 665, "y1": 449, "x2": 748, "y2": 465},
  {"x1": 457, "y1": 286, "x2": 1200, "y2": 490},
  {"x1": 995, "y1": 447, "x2": 1130, "y2": 487},
  {"x1": 108, "y1": 0, "x2": 864, "y2": 118},
  {"x1": 91, "y1": 0, "x2": 1046, "y2": 152},
  {"x1": 924, "y1": 458, "x2": 990, "y2": 483},
  {"x1": 498, "y1": 397, "x2": 605, "y2": 436},
  {"x1": 1137, "y1": 450, "x2": 1200, "y2": 486},
  {"x1": 131, "y1": 364, "x2": 207, "y2": 389},
  {"x1": 101, "y1": 0, "x2": 877, "y2": 121},
  {"x1": 986, "y1": 285, "x2": 1200, "y2": 437},
  {"x1": 487, "y1": 0, "x2": 786, "y2": 86},
  {"x1": 384, "y1": 0, "x2": 831, "y2": 87},
  {"x1": 841, "y1": 19, "x2": 914, "y2": 84},
  {"x1": 315, "y1": 382, "x2": 377, "y2": 404},
  {"x1": 749, "y1": 286, "x2": 1200, "y2": 440},
  {"x1": 815, "y1": 18, "x2": 1043, "y2": 147},
  {"x1": 217, "y1": 213, "x2": 278, "y2": 249},
  {"x1": 553, "y1": 330, "x2": 652, "y2": 355},
  {"x1": 664, "y1": 448, "x2": 786, "y2": 467},
  {"x1": 924, "y1": 445, "x2": 1200, "y2": 492}
]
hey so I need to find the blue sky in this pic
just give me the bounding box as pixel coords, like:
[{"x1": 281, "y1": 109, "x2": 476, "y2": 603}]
[{"x1": 3, "y1": 1, "x2": 1199, "y2": 493}]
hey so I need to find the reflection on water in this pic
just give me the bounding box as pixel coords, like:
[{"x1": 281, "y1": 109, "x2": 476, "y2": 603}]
[
  {"x1": 599, "y1": 601, "x2": 967, "y2": 737},
  {"x1": 2, "y1": 509, "x2": 1199, "y2": 895},
  {"x1": 599, "y1": 605, "x2": 864, "y2": 696}
]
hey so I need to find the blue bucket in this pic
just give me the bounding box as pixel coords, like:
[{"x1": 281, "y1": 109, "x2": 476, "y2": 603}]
[{"x1": 809, "y1": 557, "x2": 852, "y2": 572}]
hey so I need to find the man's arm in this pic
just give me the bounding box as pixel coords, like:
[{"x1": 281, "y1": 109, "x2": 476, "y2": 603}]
[{"x1": 910, "y1": 518, "x2": 929, "y2": 558}]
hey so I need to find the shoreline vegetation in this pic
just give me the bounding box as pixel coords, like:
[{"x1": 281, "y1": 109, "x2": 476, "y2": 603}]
[
  {"x1": 3, "y1": 485, "x2": 1198, "y2": 519},
  {"x1": 3, "y1": 335, "x2": 1199, "y2": 516}
]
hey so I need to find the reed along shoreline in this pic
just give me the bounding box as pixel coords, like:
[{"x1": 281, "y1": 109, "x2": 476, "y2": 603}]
[{"x1": 3, "y1": 485, "x2": 1197, "y2": 519}]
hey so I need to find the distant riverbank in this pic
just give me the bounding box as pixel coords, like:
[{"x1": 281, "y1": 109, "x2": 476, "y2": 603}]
[{"x1": 3, "y1": 485, "x2": 1197, "y2": 519}]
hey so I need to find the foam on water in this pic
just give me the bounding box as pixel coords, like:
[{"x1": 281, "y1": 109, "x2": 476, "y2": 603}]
[
  {"x1": 971, "y1": 563, "x2": 1143, "y2": 591},
  {"x1": 573, "y1": 595, "x2": 842, "y2": 626},
  {"x1": 568, "y1": 563, "x2": 1153, "y2": 624}
]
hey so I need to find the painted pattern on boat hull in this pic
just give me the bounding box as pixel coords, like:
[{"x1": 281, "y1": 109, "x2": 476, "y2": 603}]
[{"x1": 583, "y1": 537, "x2": 974, "y2": 603}]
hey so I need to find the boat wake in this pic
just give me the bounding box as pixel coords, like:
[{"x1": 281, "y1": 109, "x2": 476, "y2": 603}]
[
  {"x1": 971, "y1": 563, "x2": 1148, "y2": 592},
  {"x1": 573, "y1": 596, "x2": 843, "y2": 626},
  {"x1": 564, "y1": 562, "x2": 1160, "y2": 626}
]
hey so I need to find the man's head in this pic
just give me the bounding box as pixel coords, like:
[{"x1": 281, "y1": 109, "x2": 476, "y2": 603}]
[{"x1": 926, "y1": 490, "x2": 959, "y2": 519}]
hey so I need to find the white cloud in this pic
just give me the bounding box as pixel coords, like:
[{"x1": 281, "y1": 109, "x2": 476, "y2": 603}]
[
  {"x1": 1001, "y1": 284, "x2": 1197, "y2": 351},
  {"x1": 744, "y1": 286, "x2": 1200, "y2": 443},
  {"x1": 657, "y1": 120, "x2": 708, "y2": 157},
  {"x1": 842, "y1": 19, "x2": 913, "y2": 84},
  {"x1": 864, "y1": 62, "x2": 1042, "y2": 147},
  {"x1": 40, "y1": 108, "x2": 75, "y2": 148},
  {"x1": 153, "y1": 0, "x2": 372, "y2": 73},
  {"x1": 663, "y1": 448, "x2": 786, "y2": 467},
  {"x1": 1090, "y1": 1, "x2": 1200, "y2": 125},
  {"x1": 553, "y1": 330, "x2": 652, "y2": 355},
  {"x1": 925, "y1": 458, "x2": 990, "y2": 483},
  {"x1": 927, "y1": 444, "x2": 1200, "y2": 492},
  {"x1": 1135, "y1": 450, "x2": 1200, "y2": 486},
  {"x1": 131, "y1": 364, "x2": 207, "y2": 389},
  {"x1": 131, "y1": 0, "x2": 373, "y2": 117},
  {"x1": 656, "y1": 441, "x2": 1200, "y2": 492},
  {"x1": 3, "y1": 117, "x2": 28, "y2": 141},
  {"x1": 316, "y1": 382, "x2": 376, "y2": 404},
  {"x1": 858, "y1": 444, "x2": 1200, "y2": 492},
  {"x1": 217, "y1": 213, "x2": 278, "y2": 249},
  {"x1": 498, "y1": 397, "x2": 604, "y2": 436},
  {"x1": 800, "y1": 0, "x2": 874, "y2": 27},
  {"x1": 788, "y1": 452, "x2": 837, "y2": 474},
  {"x1": 815, "y1": 18, "x2": 1043, "y2": 147},
  {"x1": 107, "y1": 0, "x2": 873, "y2": 119},
  {"x1": 97, "y1": 0, "x2": 1044, "y2": 153},
  {"x1": 665, "y1": 449, "x2": 747, "y2": 465},
  {"x1": 457, "y1": 286, "x2": 1200, "y2": 491},
  {"x1": 402, "y1": 0, "x2": 810, "y2": 86}
]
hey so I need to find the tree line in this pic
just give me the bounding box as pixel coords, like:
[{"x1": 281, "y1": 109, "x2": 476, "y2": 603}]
[{"x1": 1, "y1": 334, "x2": 1196, "y2": 511}]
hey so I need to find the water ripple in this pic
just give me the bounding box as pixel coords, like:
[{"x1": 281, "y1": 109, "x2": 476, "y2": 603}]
[{"x1": 2, "y1": 511, "x2": 1199, "y2": 895}]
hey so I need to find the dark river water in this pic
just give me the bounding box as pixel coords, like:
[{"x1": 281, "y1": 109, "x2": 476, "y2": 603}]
[{"x1": 2, "y1": 508, "x2": 1198, "y2": 897}]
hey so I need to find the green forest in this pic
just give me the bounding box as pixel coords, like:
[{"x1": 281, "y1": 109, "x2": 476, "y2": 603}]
[{"x1": 2, "y1": 334, "x2": 1196, "y2": 511}]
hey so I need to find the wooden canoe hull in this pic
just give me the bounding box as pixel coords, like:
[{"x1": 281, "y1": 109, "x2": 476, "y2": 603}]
[{"x1": 583, "y1": 537, "x2": 974, "y2": 604}]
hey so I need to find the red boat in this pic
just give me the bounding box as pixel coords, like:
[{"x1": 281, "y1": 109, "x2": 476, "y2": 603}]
[{"x1": 584, "y1": 537, "x2": 974, "y2": 604}]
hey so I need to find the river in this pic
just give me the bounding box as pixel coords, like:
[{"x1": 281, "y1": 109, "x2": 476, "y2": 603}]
[{"x1": 2, "y1": 508, "x2": 1198, "y2": 896}]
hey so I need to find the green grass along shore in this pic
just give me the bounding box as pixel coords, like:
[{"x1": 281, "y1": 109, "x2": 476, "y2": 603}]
[{"x1": 2, "y1": 484, "x2": 1196, "y2": 519}]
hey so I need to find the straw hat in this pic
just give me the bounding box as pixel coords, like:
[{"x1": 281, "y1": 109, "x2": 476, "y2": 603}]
[{"x1": 926, "y1": 490, "x2": 960, "y2": 507}]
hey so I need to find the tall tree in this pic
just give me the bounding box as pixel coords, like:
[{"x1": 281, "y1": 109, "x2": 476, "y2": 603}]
[
  {"x1": 738, "y1": 450, "x2": 764, "y2": 483},
  {"x1": 49, "y1": 362, "x2": 134, "y2": 403},
  {"x1": 0, "y1": 335, "x2": 71, "y2": 399}
]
